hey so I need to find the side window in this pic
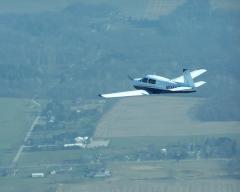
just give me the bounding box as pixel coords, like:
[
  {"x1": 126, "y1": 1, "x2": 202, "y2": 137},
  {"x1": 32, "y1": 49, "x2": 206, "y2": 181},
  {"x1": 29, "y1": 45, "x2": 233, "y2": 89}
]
[
  {"x1": 142, "y1": 78, "x2": 148, "y2": 83},
  {"x1": 149, "y1": 79, "x2": 156, "y2": 84}
]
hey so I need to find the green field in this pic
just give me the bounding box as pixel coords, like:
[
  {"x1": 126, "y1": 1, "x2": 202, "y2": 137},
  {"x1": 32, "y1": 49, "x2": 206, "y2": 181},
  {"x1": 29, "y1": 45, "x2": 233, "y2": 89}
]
[
  {"x1": 56, "y1": 160, "x2": 240, "y2": 192},
  {"x1": 18, "y1": 150, "x2": 84, "y2": 166},
  {"x1": 57, "y1": 179, "x2": 240, "y2": 192},
  {"x1": 0, "y1": 98, "x2": 39, "y2": 165},
  {"x1": 108, "y1": 160, "x2": 230, "y2": 180},
  {"x1": 0, "y1": 98, "x2": 31, "y2": 149},
  {"x1": 0, "y1": 177, "x2": 56, "y2": 192},
  {"x1": 95, "y1": 96, "x2": 240, "y2": 138}
]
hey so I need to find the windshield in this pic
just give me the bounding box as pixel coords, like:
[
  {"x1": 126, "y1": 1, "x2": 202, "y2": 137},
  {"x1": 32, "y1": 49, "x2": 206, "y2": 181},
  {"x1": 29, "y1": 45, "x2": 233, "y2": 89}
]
[{"x1": 141, "y1": 78, "x2": 148, "y2": 83}]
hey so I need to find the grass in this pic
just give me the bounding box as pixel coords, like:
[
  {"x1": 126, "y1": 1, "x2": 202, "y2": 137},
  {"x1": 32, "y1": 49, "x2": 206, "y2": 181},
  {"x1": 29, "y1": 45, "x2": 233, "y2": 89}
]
[
  {"x1": 108, "y1": 159, "x2": 229, "y2": 180},
  {"x1": 0, "y1": 98, "x2": 39, "y2": 166},
  {"x1": 58, "y1": 179, "x2": 240, "y2": 192},
  {"x1": 95, "y1": 96, "x2": 240, "y2": 138},
  {"x1": 18, "y1": 150, "x2": 83, "y2": 166},
  {"x1": 0, "y1": 98, "x2": 38, "y2": 149},
  {"x1": 55, "y1": 159, "x2": 240, "y2": 192},
  {"x1": 56, "y1": 158, "x2": 240, "y2": 192},
  {"x1": 0, "y1": 177, "x2": 56, "y2": 192}
]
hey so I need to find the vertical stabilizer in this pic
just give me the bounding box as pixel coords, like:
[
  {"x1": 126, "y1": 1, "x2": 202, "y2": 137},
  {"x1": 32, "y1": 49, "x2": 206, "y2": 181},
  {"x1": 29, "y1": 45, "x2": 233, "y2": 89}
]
[{"x1": 183, "y1": 69, "x2": 194, "y2": 87}]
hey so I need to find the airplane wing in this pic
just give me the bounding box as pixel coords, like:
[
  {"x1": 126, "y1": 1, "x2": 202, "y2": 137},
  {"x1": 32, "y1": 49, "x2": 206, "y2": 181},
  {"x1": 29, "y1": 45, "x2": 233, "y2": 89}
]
[
  {"x1": 99, "y1": 90, "x2": 150, "y2": 98},
  {"x1": 172, "y1": 69, "x2": 207, "y2": 83},
  {"x1": 168, "y1": 87, "x2": 194, "y2": 92}
]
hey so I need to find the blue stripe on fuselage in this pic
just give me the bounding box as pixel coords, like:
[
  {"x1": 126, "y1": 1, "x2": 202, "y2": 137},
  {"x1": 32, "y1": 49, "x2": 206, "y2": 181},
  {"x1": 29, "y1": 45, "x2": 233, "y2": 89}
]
[{"x1": 133, "y1": 86, "x2": 196, "y2": 94}]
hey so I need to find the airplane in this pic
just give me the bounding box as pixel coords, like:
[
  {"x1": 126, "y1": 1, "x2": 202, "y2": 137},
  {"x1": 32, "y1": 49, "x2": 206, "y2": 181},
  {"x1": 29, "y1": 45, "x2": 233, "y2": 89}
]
[
  {"x1": 99, "y1": 68, "x2": 207, "y2": 98},
  {"x1": 74, "y1": 136, "x2": 89, "y2": 144}
]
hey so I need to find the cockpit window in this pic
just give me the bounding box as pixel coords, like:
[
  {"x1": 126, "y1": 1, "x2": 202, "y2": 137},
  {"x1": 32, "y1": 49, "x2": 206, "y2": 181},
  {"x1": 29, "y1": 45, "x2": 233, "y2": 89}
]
[
  {"x1": 141, "y1": 78, "x2": 148, "y2": 83},
  {"x1": 149, "y1": 79, "x2": 156, "y2": 84}
]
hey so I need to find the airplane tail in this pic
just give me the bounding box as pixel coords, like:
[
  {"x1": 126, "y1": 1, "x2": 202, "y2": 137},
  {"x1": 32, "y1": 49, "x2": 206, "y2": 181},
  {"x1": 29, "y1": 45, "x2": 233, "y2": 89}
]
[
  {"x1": 194, "y1": 81, "x2": 206, "y2": 87},
  {"x1": 183, "y1": 69, "x2": 195, "y2": 88}
]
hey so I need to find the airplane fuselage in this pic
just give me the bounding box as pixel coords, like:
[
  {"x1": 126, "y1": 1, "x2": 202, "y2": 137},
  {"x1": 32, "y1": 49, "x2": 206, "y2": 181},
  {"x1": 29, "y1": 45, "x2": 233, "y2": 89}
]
[{"x1": 132, "y1": 75, "x2": 195, "y2": 94}]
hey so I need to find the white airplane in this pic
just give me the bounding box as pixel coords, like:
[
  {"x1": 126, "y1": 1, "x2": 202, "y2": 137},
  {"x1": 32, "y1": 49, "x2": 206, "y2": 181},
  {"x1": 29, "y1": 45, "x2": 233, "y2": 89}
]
[
  {"x1": 99, "y1": 69, "x2": 207, "y2": 98},
  {"x1": 74, "y1": 136, "x2": 89, "y2": 144}
]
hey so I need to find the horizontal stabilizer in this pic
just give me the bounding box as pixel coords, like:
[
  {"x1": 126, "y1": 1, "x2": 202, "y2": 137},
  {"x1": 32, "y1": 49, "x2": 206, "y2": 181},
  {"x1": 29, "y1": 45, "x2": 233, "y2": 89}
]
[
  {"x1": 191, "y1": 69, "x2": 207, "y2": 79},
  {"x1": 172, "y1": 69, "x2": 207, "y2": 83},
  {"x1": 194, "y1": 81, "x2": 206, "y2": 88},
  {"x1": 99, "y1": 90, "x2": 149, "y2": 98}
]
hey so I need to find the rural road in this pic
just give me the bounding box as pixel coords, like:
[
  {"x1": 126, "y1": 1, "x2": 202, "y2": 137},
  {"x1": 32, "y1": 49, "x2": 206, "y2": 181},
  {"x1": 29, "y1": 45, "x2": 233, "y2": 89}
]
[{"x1": 11, "y1": 114, "x2": 41, "y2": 167}]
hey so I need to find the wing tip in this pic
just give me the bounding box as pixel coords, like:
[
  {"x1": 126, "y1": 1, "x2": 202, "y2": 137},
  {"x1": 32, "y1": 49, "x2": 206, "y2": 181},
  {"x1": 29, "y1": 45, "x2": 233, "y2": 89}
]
[{"x1": 99, "y1": 94, "x2": 109, "y2": 98}]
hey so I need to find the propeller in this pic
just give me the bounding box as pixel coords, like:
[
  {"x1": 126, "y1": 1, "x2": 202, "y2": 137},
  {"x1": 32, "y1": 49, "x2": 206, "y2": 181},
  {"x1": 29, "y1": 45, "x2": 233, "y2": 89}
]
[{"x1": 128, "y1": 75, "x2": 134, "y2": 81}]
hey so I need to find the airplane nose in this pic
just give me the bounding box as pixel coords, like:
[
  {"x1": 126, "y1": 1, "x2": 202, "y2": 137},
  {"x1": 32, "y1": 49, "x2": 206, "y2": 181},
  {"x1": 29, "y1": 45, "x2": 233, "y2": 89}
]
[{"x1": 132, "y1": 79, "x2": 138, "y2": 86}]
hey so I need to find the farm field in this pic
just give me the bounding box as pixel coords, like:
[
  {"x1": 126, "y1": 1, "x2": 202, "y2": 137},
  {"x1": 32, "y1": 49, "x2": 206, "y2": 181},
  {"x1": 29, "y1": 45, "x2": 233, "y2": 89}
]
[
  {"x1": 56, "y1": 159, "x2": 240, "y2": 192},
  {"x1": 95, "y1": 96, "x2": 240, "y2": 138},
  {"x1": 0, "y1": 177, "x2": 56, "y2": 192},
  {"x1": 18, "y1": 150, "x2": 85, "y2": 166},
  {"x1": 0, "y1": 98, "x2": 38, "y2": 166},
  {"x1": 108, "y1": 159, "x2": 233, "y2": 180},
  {"x1": 57, "y1": 179, "x2": 240, "y2": 192}
]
